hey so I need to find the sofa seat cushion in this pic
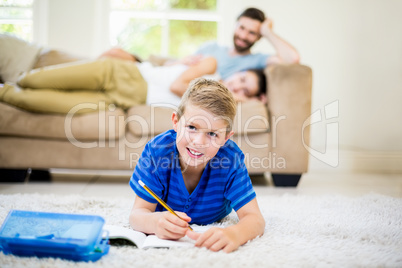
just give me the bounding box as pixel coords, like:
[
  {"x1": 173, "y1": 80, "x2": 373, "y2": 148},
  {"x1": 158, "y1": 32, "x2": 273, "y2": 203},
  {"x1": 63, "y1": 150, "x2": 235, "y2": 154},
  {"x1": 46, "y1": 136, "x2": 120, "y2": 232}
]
[
  {"x1": 126, "y1": 100, "x2": 269, "y2": 137},
  {"x1": 0, "y1": 102, "x2": 125, "y2": 140}
]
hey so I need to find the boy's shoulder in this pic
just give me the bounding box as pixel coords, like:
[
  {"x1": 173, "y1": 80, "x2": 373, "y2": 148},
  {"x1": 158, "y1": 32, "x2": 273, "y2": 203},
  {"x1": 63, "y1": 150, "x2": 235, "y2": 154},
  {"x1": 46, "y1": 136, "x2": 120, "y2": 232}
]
[
  {"x1": 216, "y1": 139, "x2": 244, "y2": 159},
  {"x1": 146, "y1": 129, "x2": 176, "y2": 157},
  {"x1": 208, "y1": 140, "x2": 247, "y2": 173}
]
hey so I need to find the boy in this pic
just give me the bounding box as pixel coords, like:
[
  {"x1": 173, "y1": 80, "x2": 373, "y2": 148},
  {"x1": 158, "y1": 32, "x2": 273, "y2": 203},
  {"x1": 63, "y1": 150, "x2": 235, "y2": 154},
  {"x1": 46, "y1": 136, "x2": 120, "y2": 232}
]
[{"x1": 129, "y1": 78, "x2": 265, "y2": 253}]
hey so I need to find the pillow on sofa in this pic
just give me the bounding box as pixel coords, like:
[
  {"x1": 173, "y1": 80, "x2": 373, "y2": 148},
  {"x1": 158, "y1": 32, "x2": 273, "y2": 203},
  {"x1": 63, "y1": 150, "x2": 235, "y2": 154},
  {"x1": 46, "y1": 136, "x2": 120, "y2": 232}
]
[{"x1": 0, "y1": 34, "x2": 43, "y2": 83}]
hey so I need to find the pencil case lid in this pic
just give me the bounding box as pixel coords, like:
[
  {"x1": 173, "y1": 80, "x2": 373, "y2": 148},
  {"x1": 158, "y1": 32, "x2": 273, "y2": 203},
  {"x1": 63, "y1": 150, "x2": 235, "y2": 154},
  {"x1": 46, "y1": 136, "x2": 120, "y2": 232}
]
[{"x1": 0, "y1": 210, "x2": 110, "y2": 262}]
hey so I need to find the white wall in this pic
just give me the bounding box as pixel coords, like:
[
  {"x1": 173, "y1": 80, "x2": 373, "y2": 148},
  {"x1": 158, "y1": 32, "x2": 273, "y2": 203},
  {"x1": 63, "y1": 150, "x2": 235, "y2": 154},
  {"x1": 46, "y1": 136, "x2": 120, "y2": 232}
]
[
  {"x1": 35, "y1": 0, "x2": 402, "y2": 173},
  {"x1": 37, "y1": 0, "x2": 109, "y2": 57}
]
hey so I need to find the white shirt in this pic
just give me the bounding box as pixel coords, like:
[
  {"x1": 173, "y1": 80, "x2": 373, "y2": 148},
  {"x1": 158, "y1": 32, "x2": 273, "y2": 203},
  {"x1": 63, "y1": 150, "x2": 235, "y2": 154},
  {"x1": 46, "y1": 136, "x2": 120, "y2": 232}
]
[{"x1": 136, "y1": 62, "x2": 187, "y2": 107}]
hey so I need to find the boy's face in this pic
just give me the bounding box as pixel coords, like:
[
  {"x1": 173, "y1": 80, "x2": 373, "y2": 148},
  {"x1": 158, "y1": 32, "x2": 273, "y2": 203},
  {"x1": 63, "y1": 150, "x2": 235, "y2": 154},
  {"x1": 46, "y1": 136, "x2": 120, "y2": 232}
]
[{"x1": 172, "y1": 102, "x2": 234, "y2": 169}]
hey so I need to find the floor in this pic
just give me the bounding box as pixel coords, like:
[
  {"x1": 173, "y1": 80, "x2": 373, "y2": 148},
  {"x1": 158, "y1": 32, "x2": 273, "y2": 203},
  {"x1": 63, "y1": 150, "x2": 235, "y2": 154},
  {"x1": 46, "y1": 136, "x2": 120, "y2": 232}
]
[{"x1": 0, "y1": 170, "x2": 401, "y2": 198}]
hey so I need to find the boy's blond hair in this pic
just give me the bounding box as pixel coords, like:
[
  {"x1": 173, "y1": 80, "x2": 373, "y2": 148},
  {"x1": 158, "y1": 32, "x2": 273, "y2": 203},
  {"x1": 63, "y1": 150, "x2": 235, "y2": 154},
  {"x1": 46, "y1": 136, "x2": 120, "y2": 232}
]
[{"x1": 176, "y1": 78, "x2": 237, "y2": 132}]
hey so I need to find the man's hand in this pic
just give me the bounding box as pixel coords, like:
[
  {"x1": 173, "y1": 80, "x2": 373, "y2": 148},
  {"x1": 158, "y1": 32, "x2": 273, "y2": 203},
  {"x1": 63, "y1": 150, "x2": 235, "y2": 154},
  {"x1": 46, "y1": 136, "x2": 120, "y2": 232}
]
[
  {"x1": 155, "y1": 211, "x2": 191, "y2": 240},
  {"x1": 186, "y1": 227, "x2": 240, "y2": 253},
  {"x1": 261, "y1": 16, "x2": 300, "y2": 64}
]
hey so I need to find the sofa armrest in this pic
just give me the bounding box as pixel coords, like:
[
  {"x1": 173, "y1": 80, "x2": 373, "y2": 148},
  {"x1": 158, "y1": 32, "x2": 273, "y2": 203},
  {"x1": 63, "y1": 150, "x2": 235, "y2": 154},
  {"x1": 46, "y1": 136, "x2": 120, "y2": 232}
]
[{"x1": 266, "y1": 64, "x2": 312, "y2": 173}]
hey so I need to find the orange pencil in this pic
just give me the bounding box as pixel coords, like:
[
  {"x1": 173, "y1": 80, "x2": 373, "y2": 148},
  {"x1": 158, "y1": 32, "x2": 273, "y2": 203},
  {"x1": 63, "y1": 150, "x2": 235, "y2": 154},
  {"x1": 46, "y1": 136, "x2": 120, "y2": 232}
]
[{"x1": 139, "y1": 180, "x2": 193, "y2": 231}]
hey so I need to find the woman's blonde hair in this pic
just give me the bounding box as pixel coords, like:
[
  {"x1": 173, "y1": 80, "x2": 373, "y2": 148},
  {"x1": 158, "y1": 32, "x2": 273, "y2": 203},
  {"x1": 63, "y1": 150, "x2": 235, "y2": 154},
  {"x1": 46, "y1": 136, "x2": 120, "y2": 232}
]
[{"x1": 176, "y1": 78, "x2": 237, "y2": 132}]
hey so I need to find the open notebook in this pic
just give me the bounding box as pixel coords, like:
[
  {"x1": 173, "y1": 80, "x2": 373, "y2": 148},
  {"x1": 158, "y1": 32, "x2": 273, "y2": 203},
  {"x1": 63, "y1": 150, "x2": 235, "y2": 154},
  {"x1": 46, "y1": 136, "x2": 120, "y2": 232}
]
[{"x1": 103, "y1": 225, "x2": 210, "y2": 249}]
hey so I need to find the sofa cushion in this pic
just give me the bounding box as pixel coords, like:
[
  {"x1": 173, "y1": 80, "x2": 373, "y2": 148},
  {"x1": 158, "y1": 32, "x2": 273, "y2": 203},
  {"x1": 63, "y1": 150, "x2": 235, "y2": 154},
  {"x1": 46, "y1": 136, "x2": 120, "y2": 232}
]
[
  {"x1": 0, "y1": 102, "x2": 125, "y2": 141},
  {"x1": 126, "y1": 100, "x2": 269, "y2": 136},
  {"x1": 127, "y1": 105, "x2": 175, "y2": 136},
  {"x1": 232, "y1": 100, "x2": 270, "y2": 135},
  {"x1": 0, "y1": 34, "x2": 43, "y2": 83}
]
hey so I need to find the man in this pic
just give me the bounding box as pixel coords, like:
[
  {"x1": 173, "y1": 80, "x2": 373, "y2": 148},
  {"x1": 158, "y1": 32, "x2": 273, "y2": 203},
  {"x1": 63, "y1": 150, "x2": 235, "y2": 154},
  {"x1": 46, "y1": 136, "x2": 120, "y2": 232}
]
[{"x1": 194, "y1": 7, "x2": 300, "y2": 79}]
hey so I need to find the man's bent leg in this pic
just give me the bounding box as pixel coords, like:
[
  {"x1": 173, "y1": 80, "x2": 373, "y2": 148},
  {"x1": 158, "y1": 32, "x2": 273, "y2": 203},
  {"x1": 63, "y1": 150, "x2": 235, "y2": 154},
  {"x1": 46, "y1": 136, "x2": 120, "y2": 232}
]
[
  {"x1": 103, "y1": 59, "x2": 147, "y2": 109},
  {"x1": 17, "y1": 59, "x2": 113, "y2": 91},
  {"x1": 0, "y1": 84, "x2": 110, "y2": 114}
]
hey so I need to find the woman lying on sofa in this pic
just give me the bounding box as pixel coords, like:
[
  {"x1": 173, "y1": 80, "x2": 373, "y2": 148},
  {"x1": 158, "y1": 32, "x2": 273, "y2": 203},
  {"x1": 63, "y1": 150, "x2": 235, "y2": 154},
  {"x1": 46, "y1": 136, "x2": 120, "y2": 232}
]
[{"x1": 0, "y1": 48, "x2": 267, "y2": 114}]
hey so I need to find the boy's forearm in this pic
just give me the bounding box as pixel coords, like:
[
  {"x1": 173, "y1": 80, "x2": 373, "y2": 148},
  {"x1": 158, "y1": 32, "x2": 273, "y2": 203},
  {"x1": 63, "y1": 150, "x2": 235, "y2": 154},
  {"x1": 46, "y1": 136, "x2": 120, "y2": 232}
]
[
  {"x1": 129, "y1": 208, "x2": 158, "y2": 235},
  {"x1": 227, "y1": 213, "x2": 265, "y2": 246}
]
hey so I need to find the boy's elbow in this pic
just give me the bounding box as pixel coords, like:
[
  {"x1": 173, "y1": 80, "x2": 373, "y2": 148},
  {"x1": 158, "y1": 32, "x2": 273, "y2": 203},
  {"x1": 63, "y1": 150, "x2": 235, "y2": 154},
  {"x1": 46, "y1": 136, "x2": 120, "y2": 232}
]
[
  {"x1": 258, "y1": 216, "x2": 266, "y2": 236},
  {"x1": 249, "y1": 212, "x2": 265, "y2": 237}
]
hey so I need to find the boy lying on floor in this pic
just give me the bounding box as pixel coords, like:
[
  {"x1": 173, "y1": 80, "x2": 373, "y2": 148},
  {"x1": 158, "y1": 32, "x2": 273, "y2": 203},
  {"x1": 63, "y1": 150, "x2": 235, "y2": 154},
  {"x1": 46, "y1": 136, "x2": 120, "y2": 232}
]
[{"x1": 129, "y1": 78, "x2": 265, "y2": 253}]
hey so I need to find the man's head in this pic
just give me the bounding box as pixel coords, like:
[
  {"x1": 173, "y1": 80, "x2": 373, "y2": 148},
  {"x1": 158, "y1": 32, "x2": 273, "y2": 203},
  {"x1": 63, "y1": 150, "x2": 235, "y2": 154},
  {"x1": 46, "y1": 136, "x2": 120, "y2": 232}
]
[
  {"x1": 233, "y1": 7, "x2": 266, "y2": 53},
  {"x1": 237, "y1": 7, "x2": 266, "y2": 22},
  {"x1": 172, "y1": 78, "x2": 236, "y2": 168}
]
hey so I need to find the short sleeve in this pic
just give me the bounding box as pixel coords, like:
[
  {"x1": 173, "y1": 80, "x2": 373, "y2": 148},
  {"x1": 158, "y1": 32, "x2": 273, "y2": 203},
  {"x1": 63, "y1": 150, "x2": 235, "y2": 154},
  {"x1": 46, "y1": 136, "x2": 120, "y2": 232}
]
[
  {"x1": 129, "y1": 143, "x2": 163, "y2": 204},
  {"x1": 255, "y1": 53, "x2": 270, "y2": 69},
  {"x1": 224, "y1": 152, "x2": 256, "y2": 211}
]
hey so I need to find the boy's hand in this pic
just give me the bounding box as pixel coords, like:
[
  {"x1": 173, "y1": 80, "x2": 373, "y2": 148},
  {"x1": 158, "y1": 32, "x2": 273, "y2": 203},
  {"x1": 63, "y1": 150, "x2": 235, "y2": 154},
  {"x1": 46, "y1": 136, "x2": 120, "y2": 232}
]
[
  {"x1": 155, "y1": 211, "x2": 191, "y2": 240},
  {"x1": 186, "y1": 227, "x2": 240, "y2": 253}
]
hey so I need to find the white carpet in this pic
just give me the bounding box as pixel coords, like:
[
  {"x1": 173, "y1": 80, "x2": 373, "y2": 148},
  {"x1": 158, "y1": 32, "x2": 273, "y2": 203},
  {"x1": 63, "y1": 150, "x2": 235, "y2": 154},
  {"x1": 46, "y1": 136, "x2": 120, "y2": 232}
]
[{"x1": 0, "y1": 192, "x2": 401, "y2": 268}]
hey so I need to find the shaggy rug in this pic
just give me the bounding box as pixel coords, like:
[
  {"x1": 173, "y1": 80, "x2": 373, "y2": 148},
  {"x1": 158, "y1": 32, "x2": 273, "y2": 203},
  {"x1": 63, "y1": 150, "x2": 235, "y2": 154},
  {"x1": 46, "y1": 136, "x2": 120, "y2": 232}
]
[{"x1": 0, "y1": 193, "x2": 401, "y2": 268}]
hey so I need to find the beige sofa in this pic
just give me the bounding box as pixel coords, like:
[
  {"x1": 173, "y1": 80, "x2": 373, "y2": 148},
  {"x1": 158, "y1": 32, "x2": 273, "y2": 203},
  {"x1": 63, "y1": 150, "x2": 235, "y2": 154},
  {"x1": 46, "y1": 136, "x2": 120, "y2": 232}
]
[{"x1": 0, "y1": 48, "x2": 312, "y2": 186}]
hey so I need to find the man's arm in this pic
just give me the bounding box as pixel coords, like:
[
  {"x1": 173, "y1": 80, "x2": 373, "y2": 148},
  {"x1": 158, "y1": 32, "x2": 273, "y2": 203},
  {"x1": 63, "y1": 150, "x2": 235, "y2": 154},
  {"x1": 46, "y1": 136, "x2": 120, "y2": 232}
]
[{"x1": 261, "y1": 18, "x2": 300, "y2": 64}]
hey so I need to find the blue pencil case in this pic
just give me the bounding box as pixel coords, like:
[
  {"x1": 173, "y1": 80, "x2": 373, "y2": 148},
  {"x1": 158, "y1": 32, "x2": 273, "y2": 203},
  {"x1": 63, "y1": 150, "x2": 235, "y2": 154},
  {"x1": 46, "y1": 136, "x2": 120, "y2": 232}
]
[{"x1": 0, "y1": 210, "x2": 110, "y2": 262}]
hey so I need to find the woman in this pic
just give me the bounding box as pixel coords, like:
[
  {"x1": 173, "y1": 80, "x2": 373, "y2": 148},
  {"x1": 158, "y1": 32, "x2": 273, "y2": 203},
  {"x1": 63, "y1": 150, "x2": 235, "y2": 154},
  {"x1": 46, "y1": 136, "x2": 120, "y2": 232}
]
[{"x1": 0, "y1": 48, "x2": 266, "y2": 114}]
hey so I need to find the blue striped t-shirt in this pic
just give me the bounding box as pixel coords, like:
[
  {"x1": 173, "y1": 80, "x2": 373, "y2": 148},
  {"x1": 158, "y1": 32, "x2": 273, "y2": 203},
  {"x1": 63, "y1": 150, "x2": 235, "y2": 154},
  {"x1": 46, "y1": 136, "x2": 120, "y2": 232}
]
[{"x1": 129, "y1": 129, "x2": 256, "y2": 225}]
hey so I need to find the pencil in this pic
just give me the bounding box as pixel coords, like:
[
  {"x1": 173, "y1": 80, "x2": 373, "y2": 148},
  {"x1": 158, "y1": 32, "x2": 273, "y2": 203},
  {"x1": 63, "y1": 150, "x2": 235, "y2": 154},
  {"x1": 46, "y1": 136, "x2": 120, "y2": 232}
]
[{"x1": 138, "y1": 180, "x2": 193, "y2": 231}]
